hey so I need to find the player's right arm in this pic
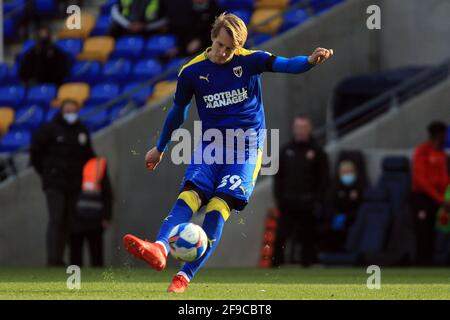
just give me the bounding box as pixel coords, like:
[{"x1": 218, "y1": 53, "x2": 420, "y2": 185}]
[
  {"x1": 145, "y1": 66, "x2": 194, "y2": 171},
  {"x1": 145, "y1": 102, "x2": 190, "y2": 170}
]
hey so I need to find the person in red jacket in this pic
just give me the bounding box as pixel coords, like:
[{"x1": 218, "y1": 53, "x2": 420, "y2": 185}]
[{"x1": 411, "y1": 121, "x2": 450, "y2": 265}]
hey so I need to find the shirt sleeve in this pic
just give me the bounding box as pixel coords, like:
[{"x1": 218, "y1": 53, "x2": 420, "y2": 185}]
[
  {"x1": 271, "y1": 55, "x2": 315, "y2": 74},
  {"x1": 249, "y1": 50, "x2": 274, "y2": 74},
  {"x1": 173, "y1": 68, "x2": 194, "y2": 107}
]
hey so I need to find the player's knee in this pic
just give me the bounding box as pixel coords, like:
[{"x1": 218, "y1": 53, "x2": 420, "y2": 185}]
[
  {"x1": 205, "y1": 197, "x2": 231, "y2": 221},
  {"x1": 178, "y1": 190, "x2": 202, "y2": 213}
]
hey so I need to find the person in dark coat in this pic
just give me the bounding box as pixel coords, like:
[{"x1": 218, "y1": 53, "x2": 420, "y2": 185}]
[
  {"x1": 30, "y1": 99, "x2": 95, "y2": 266},
  {"x1": 166, "y1": 0, "x2": 222, "y2": 58},
  {"x1": 19, "y1": 26, "x2": 71, "y2": 86},
  {"x1": 272, "y1": 115, "x2": 330, "y2": 267}
]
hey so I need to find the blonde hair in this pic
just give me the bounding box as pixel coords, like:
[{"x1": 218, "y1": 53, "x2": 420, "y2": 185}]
[{"x1": 211, "y1": 12, "x2": 248, "y2": 49}]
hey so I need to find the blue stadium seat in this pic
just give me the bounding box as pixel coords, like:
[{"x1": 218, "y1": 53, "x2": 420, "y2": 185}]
[
  {"x1": 0, "y1": 64, "x2": 8, "y2": 84},
  {"x1": 217, "y1": 0, "x2": 255, "y2": 11},
  {"x1": 319, "y1": 187, "x2": 391, "y2": 265},
  {"x1": 6, "y1": 64, "x2": 21, "y2": 84},
  {"x1": 309, "y1": 0, "x2": 344, "y2": 15},
  {"x1": 4, "y1": 0, "x2": 27, "y2": 15},
  {"x1": 144, "y1": 35, "x2": 177, "y2": 58},
  {"x1": 9, "y1": 105, "x2": 45, "y2": 131},
  {"x1": 0, "y1": 129, "x2": 31, "y2": 152},
  {"x1": 90, "y1": 15, "x2": 112, "y2": 36},
  {"x1": 100, "y1": 0, "x2": 117, "y2": 15},
  {"x1": 33, "y1": 0, "x2": 58, "y2": 16},
  {"x1": 165, "y1": 58, "x2": 188, "y2": 80},
  {"x1": 132, "y1": 59, "x2": 163, "y2": 81},
  {"x1": 110, "y1": 36, "x2": 145, "y2": 60},
  {"x1": 376, "y1": 156, "x2": 410, "y2": 217},
  {"x1": 121, "y1": 82, "x2": 154, "y2": 105},
  {"x1": 229, "y1": 9, "x2": 252, "y2": 25},
  {"x1": 3, "y1": 17, "x2": 17, "y2": 41},
  {"x1": 25, "y1": 84, "x2": 57, "y2": 105},
  {"x1": 55, "y1": 38, "x2": 84, "y2": 58},
  {"x1": 279, "y1": 8, "x2": 309, "y2": 33},
  {"x1": 79, "y1": 108, "x2": 110, "y2": 132},
  {"x1": 0, "y1": 85, "x2": 26, "y2": 108},
  {"x1": 88, "y1": 82, "x2": 121, "y2": 104},
  {"x1": 101, "y1": 58, "x2": 132, "y2": 83},
  {"x1": 68, "y1": 61, "x2": 102, "y2": 84},
  {"x1": 109, "y1": 102, "x2": 136, "y2": 122},
  {"x1": 45, "y1": 107, "x2": 59, "y2": 122}
]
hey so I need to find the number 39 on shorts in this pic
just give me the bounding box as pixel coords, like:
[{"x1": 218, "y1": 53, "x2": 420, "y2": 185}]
[{"x1": 217, "y1": 175, "x2": 242, "y2": 190}]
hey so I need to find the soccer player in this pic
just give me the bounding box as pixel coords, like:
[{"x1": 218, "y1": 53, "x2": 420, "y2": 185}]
[{"x1": 123, "y1": 13, "x2": 333, "y2": 293}]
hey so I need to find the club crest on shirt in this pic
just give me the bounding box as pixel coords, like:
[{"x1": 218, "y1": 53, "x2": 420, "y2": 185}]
[{"x1": 233, "y1": 66, "x2": 243, "y2": 78}]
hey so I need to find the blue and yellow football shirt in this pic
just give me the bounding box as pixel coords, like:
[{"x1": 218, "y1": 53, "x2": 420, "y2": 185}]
[{"x1": 174, "y1": 47, "x2": 273, "y2": 141}]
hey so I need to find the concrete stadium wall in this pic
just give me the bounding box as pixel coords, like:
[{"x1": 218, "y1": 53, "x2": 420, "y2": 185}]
[
  {"x1": 325, "y1": 77, "x2": 450, "y2": 153},
  {"x1": 1, "y1": 0, "x2": 449, "y2": 267},
  {"x1": 261, "y1": 0, "x2": 382, "y2": 145},
  {"x1": 380, "y1": 0, "x2": 450, "y2": 69}
]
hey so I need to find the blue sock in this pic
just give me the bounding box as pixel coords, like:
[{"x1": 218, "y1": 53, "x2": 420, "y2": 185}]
[
  {"x1": 156, "y1": 191, "x2": 201, "y2": 254},
  {"x1": 180, "y1": 197, "x2": 229, "y2": 281}
]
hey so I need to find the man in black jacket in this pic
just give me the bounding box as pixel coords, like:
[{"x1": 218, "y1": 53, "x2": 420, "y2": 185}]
[
  {"x1": 166, "y1": 0, "x2": 221, "y2": 58},
  {"x1": 31, "y1": 99, "x2": 95, "y2": 266},
  {"x1": 272, "y1": 115, "x2": 329, "y2": 267},
  {"x1": 19, "y1": 26, "x2": 71, "y2": 86}
]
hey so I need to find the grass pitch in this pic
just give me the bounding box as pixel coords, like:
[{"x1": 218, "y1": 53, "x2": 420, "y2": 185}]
[{"x1": 0, "y1": 267, "x2": 449, "y2": 300}]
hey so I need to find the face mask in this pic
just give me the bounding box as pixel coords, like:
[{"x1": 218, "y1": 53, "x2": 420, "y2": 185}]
[
  {"x1": 340, "y1": 174, "x2": 356, "y2": 186},
  {"x1": 63, "y1": 113, "x2": 78, "y2": 124}
]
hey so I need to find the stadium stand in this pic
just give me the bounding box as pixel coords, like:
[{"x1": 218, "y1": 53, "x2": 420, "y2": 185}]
[
  {"x1": 1, "y1": 0, "x2": 345, "y2": 153},
  {"x1": 376, "y1": 156, "x2": 410, "y2": 218},
  {"x1": 319, "y1": 187, "x2": 391, "y2": 265}
]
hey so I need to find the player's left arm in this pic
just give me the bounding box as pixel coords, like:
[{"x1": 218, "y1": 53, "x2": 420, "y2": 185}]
[{"x1": 269, "y1": 47, "x2": 334, "y2": 74}]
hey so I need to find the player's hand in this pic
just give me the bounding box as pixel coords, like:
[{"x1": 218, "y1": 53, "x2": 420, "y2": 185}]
[
  {"x1": 308, "y1": 47, "x2": 334, "y2": 65},
  {"x1": 145, "y1": 147, "x2": 164, "y2": 171}
]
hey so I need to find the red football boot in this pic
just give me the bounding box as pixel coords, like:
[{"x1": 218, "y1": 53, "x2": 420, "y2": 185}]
[
  {"x1": 123, "y1": 234, "x2": 166, "y2": 271},
  {"x1": 167, "y1": 274, "x2": 189, "y2": 293}
]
